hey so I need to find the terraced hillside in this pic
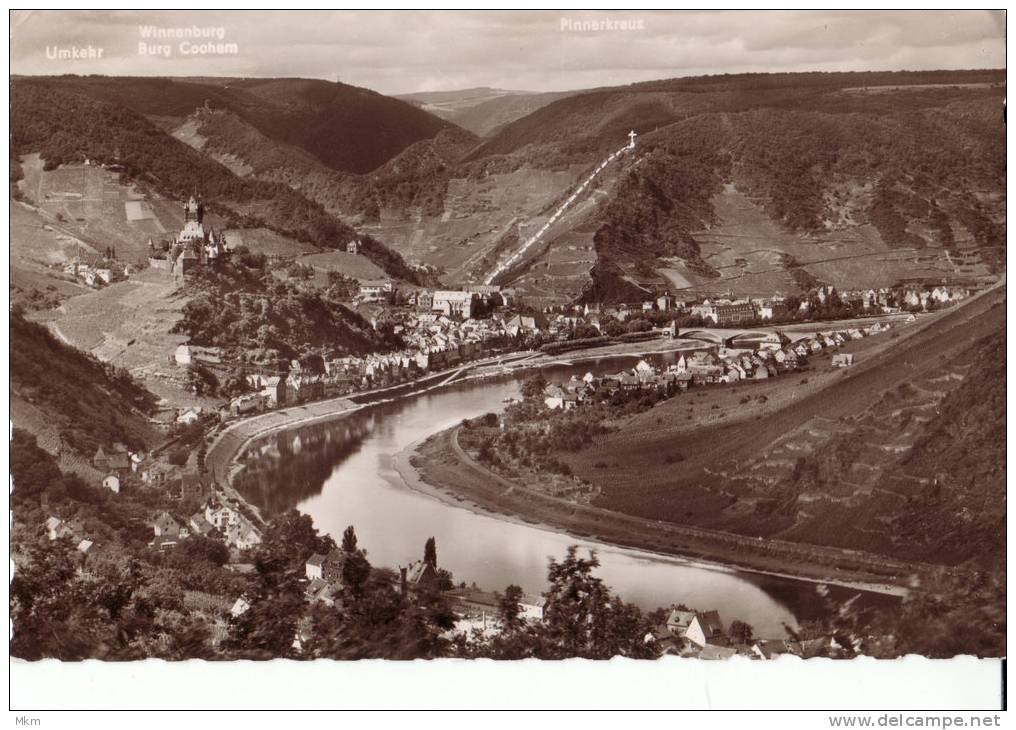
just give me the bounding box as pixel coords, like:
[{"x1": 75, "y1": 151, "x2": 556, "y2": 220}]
[
  {"x1": 566, "y1": 284, "x2": 1005, "y2": 565},
  {"x1": 13, "y1": 71, "x2": 1005, "y2": 305}
]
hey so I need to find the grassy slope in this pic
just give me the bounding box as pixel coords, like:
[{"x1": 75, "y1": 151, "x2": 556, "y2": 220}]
[{"x1": 10, "y1": 312, "x2": 159, "y2": 457}]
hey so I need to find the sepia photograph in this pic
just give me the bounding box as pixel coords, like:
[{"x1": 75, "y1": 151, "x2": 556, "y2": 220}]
[{"x1": 7, "y1": 7, "x2": 1007, "y2": 714}]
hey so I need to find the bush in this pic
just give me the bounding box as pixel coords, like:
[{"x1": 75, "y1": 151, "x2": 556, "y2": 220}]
[
  {"x1": 168, "y1": 447, "x2": 190, "y2": 466},
  {"x1": 480, "y1": 412, "x2": 498, "y2": 428}
]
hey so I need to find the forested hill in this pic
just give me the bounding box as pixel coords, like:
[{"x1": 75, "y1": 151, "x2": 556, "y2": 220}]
[
  {"x1": 565, "y1": 72, "x2": 1006, "y2": 301},
  {"x1": 170, "y1": 251, "x2": 401, "y2": 363},
  {"x1": 10, "y1": 81, "x2": 420, "y2": 283},
  {"x1": 13, "y1": 75, "x2": 459, "y2": 174},
  {"x1": 10, "y1": 312, "x2": 159, "y2": 457},
  {"x1": 471, "y1": 69, "x2": 1006, "y2": 159}
]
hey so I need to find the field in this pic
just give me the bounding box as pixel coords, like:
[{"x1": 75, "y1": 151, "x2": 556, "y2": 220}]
[
  {"x1": 298, "y1": 250, "x2": 386, "y2": 281},
  {"x1": 223, "y1": 227, "x2": 317, "y2": 258},
  {"x1": 44, "y1": 268, "x2": 215, "y2": 411},
  {"x1": 10, "y1": 199, "x2": 92, "y2": 308},
  {"x1": 17, "y1": 155, "x2": 189, "y2": 264},
  {"x1": 406, "y1": 423, "x2": 921, "y2": 591}
]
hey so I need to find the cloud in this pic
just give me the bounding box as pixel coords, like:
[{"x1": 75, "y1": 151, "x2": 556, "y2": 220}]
[{"x1": 10, "y1": 10, "x2": 1005, "y2": 94}]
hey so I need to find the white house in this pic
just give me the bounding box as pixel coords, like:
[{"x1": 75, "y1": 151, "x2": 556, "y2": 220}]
[
  {"x1": 46, "y1": 516, "x2": 73, "y2": 541},
  {"x1": 520, "y1": 595, "x2": 546, "y2": 622},
  {"x1": 685, "y1": 611, "x2": 726, "y2": 648},
  {"x1": 230, "y1": 596, "x2": 251, "y2": 618},
  {"x1": 102, "y1": 475, "x2": 121, "y2": 494},
  {"x1": 205, "y1": 502, "x2": 241, "y2": 530}
]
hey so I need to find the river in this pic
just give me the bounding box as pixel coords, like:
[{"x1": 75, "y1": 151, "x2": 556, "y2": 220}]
[{"x1": 234, "y1": 353, "x2": 895, "y2": 638}]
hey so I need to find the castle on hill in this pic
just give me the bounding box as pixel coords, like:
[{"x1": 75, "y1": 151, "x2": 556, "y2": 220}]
[{"x1": 147, "y1": 195, "x2": 229, "y2": 277}]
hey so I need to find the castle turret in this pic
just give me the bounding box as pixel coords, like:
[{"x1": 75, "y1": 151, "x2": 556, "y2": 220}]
[{"x1": 185, "y1": 195, "x2": 203, "y2": 224}]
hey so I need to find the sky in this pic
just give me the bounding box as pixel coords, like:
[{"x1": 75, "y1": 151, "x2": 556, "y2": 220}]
[{"x1": 10, "y1": 9, "x2": 1006, "y2": 95}]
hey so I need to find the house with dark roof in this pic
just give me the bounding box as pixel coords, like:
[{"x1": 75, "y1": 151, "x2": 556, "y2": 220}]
[
  {"x1": 152, "y1": 512, "x2": 184, "y2": 540},
  {"x1": 93, "y1": 446, "x2": 110, "y2": 472},
  {"x1": 305, "y1": 578, "x2": 337, "y2": 606},
  {"x1": 399, "y1": 560, "x2": 440, "y2": 595},
  {"x1": 305, "y1": 550, "x2": 348, "y2": 586},
  {"x1": 666, "y1": 609, "x2": 697, "y2": 636},
  {"x1": 645, "y1": 625, "x2": 682, "y2": 655},
  {"x1": 107, "y1": 451, "x2": 131, "y2": 475},
  {"x1": 189, "y1": 513, "x2": 215, "y2": 538},
  {"x1": 752, "y1": 639, "x2": 793, "y2": 660},
  {"x1": 686, "y1": 611, "x2": 728, "y2": 648}
]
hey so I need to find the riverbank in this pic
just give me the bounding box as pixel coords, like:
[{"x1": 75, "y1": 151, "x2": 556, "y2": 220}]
[
  {"x1": 203, "y1": 307, "x2": 929, "y2": 493},
  {"x1": 203, "y1": 336, "x2": 699, "y2": 491},
  {"x1": 396, "y1": 427, "x2": 913, "y2": 597},
  {"x1": 201, "y1": 305, "x2": 967, "y2": 593},
  {"x1": 390, "y1": 288, "x2": 1007, "y2": 598}
]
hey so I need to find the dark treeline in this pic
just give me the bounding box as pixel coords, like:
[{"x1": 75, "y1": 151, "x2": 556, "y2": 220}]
[{"x1": 170, "y1": 249, "x2": 401, "y2": 365}]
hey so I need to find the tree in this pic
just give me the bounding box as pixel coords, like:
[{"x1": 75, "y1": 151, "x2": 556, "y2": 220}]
[
  {"x1": 341, "y1": 525, "x2": 358, "y2": 553},
  {"x1": 423, "y1": 536, "x2": 437, "y2": 567},
  {"x1": 520, "y1": 373, "x2": 547, "y2": 400},
  {"x1": 729, "y1": 619, "x2": 755, "y2": 645},
  {"x1": 340, "y1": 551, "x2": 371, "y2": 597},
  {"x1": 168, "y1": 447, "x2": 189, "y2": 467},
  {"x1": 539, "y1": 546, "x2": 655, "y2": 660},
  {"x1": 498, "y1": 584, "x2": 524, "y2": 631}
]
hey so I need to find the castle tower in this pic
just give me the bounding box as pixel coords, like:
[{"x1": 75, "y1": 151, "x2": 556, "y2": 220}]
[{"x1": 185, "y1": 195, "x2": 203, "y2": 224}]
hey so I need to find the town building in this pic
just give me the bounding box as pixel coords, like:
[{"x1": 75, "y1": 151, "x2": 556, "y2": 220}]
[
  {"x1": 359, "y1": 279, "x2": 394, "y2": 301},
  {"x1": 306, "y1": 550, "x2": 350, "y2": 585},
  {"x1": 432, "y1": 290, "x2": 477, "y2": 319}
]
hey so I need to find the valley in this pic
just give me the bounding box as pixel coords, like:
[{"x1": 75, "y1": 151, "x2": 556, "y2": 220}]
[{"x1": 8, "y1": 63, "x2": 1006, "y2": 663}]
